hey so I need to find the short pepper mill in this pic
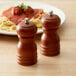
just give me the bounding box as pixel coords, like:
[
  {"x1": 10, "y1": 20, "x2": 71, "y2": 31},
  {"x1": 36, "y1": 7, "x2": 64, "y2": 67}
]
[
  {"x1": 41, "y1": 11, "x2": 61, "y2": 56},
  {"x1": 17, "y1": 18, "x2": 37, "y2": 66}
]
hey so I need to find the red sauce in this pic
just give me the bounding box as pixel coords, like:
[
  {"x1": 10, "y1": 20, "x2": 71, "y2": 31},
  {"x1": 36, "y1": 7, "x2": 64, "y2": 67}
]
[{"x1": 1, "y1": 7, "x2": 43, "y2": 25}]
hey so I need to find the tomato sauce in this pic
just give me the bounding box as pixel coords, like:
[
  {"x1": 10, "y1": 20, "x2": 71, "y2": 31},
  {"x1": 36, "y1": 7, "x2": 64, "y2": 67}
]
[{"x1": 1, "y1": 7, "x2": 43, "y2": 25}]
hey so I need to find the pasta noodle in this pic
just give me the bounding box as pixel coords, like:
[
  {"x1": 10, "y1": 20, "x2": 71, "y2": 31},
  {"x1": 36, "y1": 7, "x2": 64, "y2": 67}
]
[
  {"x1": 0, "y1": 13, "x2": 45, "y2": 32},
  {"x1": 30, "y1": 13, "x2": 45, "y2": 28},
  {"x1": 0, "y1": 17, "x2": 16, "y2": 32}
]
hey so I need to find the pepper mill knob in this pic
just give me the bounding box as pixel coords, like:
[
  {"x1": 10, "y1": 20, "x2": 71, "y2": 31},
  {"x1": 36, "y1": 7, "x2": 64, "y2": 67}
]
[
  {"x1": 24, "y1": 18, "x2": 29, "y2": 24},
  {"x1": 41, "y1": 11, "x2": 61, "y2": 29},
  {"x1": 48, "y1": 11, "x2": 53, "y2": 16},
  {"x1": 17, "y1": 18, "x2": 37, "y2": 37}
]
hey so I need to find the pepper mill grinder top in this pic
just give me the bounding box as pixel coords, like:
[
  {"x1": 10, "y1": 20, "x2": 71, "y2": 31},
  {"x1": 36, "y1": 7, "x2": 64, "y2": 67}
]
[
  {"x1": 41, "y1": 11, "x2": 61, "y2": 29},
  {"x1": 17, "y1": 18, "x2": 37, "y2": 37}
]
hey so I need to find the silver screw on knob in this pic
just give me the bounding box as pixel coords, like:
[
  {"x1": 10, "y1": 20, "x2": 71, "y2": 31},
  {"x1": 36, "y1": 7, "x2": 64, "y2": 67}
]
[
  {"x1": 49, "y1": 11, "x2": 53, "y2": 16},
  {"x1": 25, "y1": 18, "x2": 29, "y2": 24}
]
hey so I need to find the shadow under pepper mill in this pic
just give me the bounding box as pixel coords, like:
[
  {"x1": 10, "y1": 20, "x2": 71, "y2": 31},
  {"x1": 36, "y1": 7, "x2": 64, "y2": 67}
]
[
  {"x1": 41, "y1": 11, "x2": 61, "y2": 56},
  {"x1": 17, "y1": 18, "x2": 37, "y2": 66}
]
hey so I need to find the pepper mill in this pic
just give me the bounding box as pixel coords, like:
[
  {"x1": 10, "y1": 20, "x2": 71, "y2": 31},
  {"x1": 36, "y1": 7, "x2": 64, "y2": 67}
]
[
  {"x1": 17, "y1": 18, "x2": 37, "y2": 66},
  {"x1": 41, "y1": 11, "x2": 61, "y2": 56}
]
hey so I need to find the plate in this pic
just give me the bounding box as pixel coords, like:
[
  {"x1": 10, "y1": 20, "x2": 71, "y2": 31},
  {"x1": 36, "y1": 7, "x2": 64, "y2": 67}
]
[{"x1": 0, "y1": 1, "x2": 65, "y2": 36}]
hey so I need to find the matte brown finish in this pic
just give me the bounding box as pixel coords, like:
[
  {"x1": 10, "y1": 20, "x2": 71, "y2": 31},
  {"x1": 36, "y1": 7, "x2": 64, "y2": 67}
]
[
  {"x1": 41, "y1": 13, "x2": 61, "y2": 56},
  {"x1": 17, "y1": 19, "x2": 37, "y2": 66}
]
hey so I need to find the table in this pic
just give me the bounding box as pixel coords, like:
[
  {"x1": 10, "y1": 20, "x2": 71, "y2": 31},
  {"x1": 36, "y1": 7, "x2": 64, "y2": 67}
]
[{"x1": 0, "y1": 0, "x2": 76, "y2": 76}]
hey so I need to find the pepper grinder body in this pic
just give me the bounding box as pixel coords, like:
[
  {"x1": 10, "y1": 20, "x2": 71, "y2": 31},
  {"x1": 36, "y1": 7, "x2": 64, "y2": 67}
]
[
  {"x1": 41, "y1": 14, "x2": 61, "y2": 56},
  {"x1": 17, "y1": 19, "x2": 37, "y2": 66}
]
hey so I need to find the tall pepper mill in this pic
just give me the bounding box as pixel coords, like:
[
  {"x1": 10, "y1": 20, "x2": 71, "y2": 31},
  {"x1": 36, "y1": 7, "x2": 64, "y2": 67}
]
[
  {"x1": 17, "y1": 18, "x2": 37, "y2": 66},
  {"x1": 41, "y1": 11, "x2": 61, "y2": 56}
]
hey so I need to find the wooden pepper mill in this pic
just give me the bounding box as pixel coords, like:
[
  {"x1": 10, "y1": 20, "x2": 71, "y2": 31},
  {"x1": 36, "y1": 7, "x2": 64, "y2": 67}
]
[
  {"x1": 41, "y1": 11, "x2": 61, "y2": 56},
  {"x1": 17, "y1": 18, "x2": 37, "y2": 66}
]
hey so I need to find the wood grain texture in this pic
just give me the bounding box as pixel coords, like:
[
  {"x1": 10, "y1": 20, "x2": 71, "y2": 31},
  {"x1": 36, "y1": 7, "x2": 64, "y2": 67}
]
[{"x1": 0, "y1": 0, "x2": 76, "y2": 76}]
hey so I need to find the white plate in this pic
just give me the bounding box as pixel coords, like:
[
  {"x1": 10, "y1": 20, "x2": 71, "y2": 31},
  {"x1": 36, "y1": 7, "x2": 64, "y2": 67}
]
[{"x1": 0, "y1": 1, "x2": 65, "y2": 36}]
